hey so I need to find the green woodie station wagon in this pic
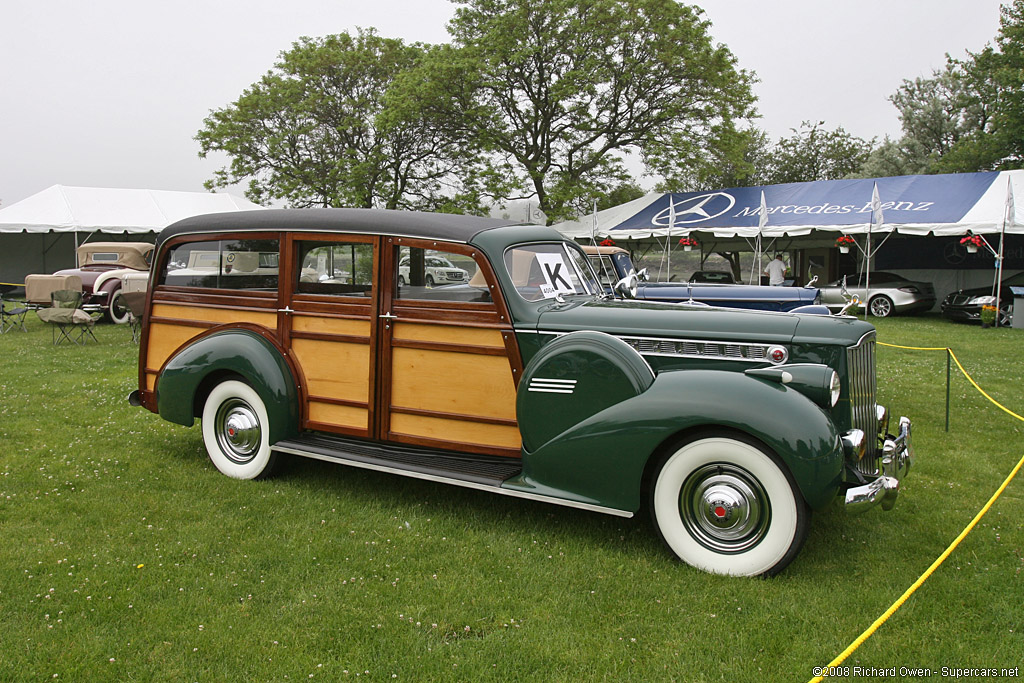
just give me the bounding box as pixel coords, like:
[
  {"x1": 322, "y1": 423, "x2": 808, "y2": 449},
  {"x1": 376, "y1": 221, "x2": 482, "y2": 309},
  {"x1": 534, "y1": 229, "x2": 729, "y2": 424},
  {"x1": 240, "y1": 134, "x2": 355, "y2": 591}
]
[{"x1": 129, "y1": 209, "x2": 913, "y2": 577}]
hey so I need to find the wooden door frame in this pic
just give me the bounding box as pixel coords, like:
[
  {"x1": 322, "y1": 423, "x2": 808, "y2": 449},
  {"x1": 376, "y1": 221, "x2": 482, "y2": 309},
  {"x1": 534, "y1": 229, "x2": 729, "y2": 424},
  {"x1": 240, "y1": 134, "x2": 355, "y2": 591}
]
[
  {"x1": 281, "y1": 233, "x2": 382, "y2": 438},
  {"x1": 375, "y1": 237, "x2": 524, "y2": 456}
]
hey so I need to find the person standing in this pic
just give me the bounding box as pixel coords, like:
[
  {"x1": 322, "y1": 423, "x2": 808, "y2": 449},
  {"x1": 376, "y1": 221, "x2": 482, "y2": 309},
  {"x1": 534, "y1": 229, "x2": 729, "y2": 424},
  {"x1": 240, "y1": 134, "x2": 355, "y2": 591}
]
[{"x1": 764, "y1": 254, "x2": 788, "y2": 286}]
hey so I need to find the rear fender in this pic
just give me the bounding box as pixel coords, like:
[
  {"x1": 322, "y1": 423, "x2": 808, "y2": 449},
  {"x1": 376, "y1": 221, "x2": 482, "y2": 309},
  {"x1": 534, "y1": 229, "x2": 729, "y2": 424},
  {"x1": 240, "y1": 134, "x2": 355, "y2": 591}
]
[{"x1": 156, "y1": 328, "x2": 300, "y2": 444}]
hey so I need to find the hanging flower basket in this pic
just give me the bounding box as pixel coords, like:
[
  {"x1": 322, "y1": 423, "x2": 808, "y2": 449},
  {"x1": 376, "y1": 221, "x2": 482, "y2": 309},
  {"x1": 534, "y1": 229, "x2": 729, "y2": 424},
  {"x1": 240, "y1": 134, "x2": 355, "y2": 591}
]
[
  {"x1": 960, "y1": 234, "x2": 984, "y2": 254},
  {"x1": 598, "y1": 238, "x2": 616, "y2": 247},
  {"x1": 678, "y1": 237, "x2": 699, "y2": 252},
  {"x1": 835, "y1": 235, "x2": 855, "y2": 254}
]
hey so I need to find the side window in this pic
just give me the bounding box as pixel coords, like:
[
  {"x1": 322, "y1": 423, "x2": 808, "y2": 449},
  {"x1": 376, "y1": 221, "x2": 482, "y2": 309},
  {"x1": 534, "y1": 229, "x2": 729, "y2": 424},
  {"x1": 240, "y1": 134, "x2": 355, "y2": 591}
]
[
  {"x1": 395, "y1": 246, "x2": 492, "y2": 303},
  {"x1": 162, "y1": 239, "x2": 279, "y2": 290},
  {"x1": 296, "y1": 241, "x2": 374, "y2": 297}
]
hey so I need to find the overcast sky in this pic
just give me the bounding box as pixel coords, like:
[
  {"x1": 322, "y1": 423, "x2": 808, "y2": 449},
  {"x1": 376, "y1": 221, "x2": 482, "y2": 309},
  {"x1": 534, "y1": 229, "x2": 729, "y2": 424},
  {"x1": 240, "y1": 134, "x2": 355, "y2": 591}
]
[{"x1": 0, "y1": 0, "x2": 1007, "y2": 207}]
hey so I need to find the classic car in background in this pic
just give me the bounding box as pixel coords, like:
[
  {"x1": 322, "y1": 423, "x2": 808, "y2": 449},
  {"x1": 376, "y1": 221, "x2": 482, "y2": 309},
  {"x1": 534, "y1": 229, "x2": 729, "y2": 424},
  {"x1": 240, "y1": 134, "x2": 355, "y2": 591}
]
[
  {"x1": 941, "y1": 271, "x2": 1024, "y2": 325},
  {"x1": 130, "y1": 209, "x2": 912, "y2": 577},
  {"x1": 583, "y1": 245, "x2": 821, "y2": 312},
  {"x1": 47, "y1": 242, "x2": 154, "y2": 323},
  {"x1": 819, "y1": 272, "x2": 936, "y2": 318}
]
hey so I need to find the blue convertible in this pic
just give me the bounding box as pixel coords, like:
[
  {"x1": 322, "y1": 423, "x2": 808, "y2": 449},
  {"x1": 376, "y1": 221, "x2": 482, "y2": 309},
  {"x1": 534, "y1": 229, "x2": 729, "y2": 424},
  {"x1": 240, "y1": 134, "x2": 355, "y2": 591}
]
[{"x1": 583, "y1": 245, "x2": 821, "y2": 312}]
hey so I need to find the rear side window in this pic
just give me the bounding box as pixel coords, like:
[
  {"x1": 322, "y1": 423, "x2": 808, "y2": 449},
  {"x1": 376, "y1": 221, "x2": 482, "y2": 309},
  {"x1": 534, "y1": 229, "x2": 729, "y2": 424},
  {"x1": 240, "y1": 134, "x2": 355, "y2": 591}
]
[
  {"x1": 162, "y1": 239, "x2": 279, "y2": 290},
  {"x1": 296, "y1": 241, "x2": 374, "y2": 297}
]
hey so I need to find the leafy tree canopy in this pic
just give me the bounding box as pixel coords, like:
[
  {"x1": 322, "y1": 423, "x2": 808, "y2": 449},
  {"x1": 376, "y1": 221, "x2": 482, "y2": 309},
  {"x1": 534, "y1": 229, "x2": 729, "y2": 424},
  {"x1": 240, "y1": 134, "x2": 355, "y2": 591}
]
[
  {"x1": 197, "y1": 29, "x2": 488, "y2": 212},
  {"x1": 762, "y1": 121, "x2": 874, "y2": 185},
  {"x1": 443, "y1": 0, "x2": 755, "y2": 223}
]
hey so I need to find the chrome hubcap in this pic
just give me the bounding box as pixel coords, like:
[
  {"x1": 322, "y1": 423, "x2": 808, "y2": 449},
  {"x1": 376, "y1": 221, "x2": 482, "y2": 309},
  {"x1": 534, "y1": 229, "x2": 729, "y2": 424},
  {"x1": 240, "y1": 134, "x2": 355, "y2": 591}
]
[
  {"x1": 215, "y1": 398, "x2": 261, "y2": 464},
  {"x1": 680, "y1": 464, "x2": 770, "y2": 553}
]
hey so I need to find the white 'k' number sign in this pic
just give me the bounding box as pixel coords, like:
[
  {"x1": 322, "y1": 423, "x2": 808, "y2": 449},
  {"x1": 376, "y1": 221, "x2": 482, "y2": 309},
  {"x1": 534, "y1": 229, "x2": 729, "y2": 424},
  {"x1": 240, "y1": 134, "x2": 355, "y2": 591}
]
[{"x1": 534, "y1": 253, "x2": 576, "y2": 299}]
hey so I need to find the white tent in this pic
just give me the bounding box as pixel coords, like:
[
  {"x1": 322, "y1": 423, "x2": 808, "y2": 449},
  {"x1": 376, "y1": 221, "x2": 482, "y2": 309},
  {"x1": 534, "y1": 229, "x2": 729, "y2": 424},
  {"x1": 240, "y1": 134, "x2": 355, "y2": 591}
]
[
  {"x1": 0, "y1": 185, "x2": 262, "y2": 234},
  {"x1": 552, "y1": 170, "x2": 1024, "y2": 241},
  {"x1": 0, "y1": 185, "x2": 263, "y2": 281}
]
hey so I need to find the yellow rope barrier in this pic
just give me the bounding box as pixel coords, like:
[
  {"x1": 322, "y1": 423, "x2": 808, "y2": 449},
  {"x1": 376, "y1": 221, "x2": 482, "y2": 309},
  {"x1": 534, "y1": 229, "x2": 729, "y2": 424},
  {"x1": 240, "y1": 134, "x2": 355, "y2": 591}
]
[{"x1": 809, "y1": 343, "x2": 1024, "y2": 682}]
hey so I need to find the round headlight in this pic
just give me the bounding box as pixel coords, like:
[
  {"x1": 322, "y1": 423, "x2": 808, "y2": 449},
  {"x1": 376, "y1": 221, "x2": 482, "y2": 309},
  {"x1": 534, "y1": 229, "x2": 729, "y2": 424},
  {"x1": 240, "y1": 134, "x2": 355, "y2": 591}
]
[{"x1": 829, "y1": 370, "x2": 841, "y2": 407}]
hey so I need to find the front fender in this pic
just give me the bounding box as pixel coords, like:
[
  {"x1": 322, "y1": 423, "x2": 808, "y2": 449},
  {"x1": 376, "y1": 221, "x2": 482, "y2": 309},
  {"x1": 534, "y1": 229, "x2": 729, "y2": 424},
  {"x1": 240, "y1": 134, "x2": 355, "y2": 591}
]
[
  {"x1": 93, "y1": 268, "x2": 137, "y2": 294},
  {"x1": 156, "y1": 328, "x2": 300, "y2": 444},
  {"x1": 504, "y1": 369, "x2": 843, "y2": 513}
]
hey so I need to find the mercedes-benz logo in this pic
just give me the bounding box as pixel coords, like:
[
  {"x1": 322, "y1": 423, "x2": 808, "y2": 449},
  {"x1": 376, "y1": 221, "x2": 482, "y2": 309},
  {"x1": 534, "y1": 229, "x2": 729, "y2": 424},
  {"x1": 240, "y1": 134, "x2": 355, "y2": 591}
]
[
  {"x1": 653, "y1": 192, "x2": 736, "y2": 226},
  {"x1": 943, "y1": 242, "x2": 966, "y2": 266}
]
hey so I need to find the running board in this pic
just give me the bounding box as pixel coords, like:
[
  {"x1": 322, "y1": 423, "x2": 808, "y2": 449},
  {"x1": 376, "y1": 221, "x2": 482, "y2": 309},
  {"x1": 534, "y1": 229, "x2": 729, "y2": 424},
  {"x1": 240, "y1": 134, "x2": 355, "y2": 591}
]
[{"x1": 272, "y1": 434, "x2": 633, "y2": 518}]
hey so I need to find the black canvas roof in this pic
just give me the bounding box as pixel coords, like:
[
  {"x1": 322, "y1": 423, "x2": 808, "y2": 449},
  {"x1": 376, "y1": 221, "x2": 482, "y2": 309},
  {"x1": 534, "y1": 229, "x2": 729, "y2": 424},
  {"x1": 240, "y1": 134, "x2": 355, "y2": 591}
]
[{"x1": 157, "y1": 208, "x2": 522, "y2": 246}]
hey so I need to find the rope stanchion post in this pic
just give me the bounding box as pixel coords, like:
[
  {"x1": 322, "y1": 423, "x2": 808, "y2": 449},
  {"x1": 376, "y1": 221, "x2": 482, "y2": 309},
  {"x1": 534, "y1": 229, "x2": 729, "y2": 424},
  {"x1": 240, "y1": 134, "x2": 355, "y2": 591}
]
[{"x1": 946, "y1": 349, "x2": 951, "y2": 432}]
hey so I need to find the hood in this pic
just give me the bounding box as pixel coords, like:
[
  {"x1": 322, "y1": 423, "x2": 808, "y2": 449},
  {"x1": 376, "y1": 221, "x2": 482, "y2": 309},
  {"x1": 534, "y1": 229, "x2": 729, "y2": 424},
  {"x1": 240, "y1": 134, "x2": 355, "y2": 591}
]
[
  {"x1": 536, "y1": 299, "x2": 802, "y2": 345},
  {"x1": 637, "y1": 282, "x2": 817, "y2": 303},
  {"x1": 54, "y1": 266, "x2": 104, "y2": 289}
]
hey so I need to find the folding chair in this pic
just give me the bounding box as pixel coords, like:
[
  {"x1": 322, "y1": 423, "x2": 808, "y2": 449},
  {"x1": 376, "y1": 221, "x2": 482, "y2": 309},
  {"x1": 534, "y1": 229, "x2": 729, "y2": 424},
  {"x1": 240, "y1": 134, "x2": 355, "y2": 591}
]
[
  {"x1": 121, "y1": 291, "x2": 147, "y2": 344},
  {"x1": 36, "y1": 289, "x2": 98, "y2": 345},
  {"x1": 0, "y1": 284, "x2": 28, "y2": 333}
]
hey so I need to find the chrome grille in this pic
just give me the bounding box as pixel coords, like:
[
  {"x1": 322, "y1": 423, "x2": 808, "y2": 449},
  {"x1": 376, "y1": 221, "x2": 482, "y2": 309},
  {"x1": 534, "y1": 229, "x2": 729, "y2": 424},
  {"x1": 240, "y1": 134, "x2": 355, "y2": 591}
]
[
  {"x1": 847, "y1": 331, "x2": 878, "y2": 474},
  {"x1": 620, "y1": 336, "x2": 770, "y2": 362}
]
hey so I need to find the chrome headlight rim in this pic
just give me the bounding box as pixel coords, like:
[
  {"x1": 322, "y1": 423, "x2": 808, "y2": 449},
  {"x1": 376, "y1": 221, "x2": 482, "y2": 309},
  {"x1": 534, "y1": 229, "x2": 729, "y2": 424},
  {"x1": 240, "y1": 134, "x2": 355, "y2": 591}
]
[{"x1": 829, "y1": 370, "x2": 841, "y2": 408}]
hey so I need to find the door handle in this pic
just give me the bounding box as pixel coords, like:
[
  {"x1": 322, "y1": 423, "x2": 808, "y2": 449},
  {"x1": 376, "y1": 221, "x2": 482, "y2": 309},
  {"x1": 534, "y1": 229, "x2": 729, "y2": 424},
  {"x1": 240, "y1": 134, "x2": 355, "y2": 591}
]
[
  {"x1": 278, "y1": 306, "x2": 295, "y2": 315},
  {"x1": 379, "y1": 312, "x2": 398, "y2": 320}
]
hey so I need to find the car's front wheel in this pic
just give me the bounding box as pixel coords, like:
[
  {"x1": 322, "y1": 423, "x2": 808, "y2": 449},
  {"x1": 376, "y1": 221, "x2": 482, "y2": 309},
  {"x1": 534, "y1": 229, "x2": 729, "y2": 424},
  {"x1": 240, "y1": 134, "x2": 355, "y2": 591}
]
[
  {"x1": 107, "y1": 289, "x2": 131, "y2": 324},
  {"x1": 651, "y1": 433, "x2": 809, "y2": 577},
  {"x1": 201, "y1": 380, "x2": 278, "y2": 479},
  {"x1": 426, "y1": 275, "x2": 435, "y2": 288},
  {"x1": 869, "y1": 295, "x2": 893, "y2": 317}
]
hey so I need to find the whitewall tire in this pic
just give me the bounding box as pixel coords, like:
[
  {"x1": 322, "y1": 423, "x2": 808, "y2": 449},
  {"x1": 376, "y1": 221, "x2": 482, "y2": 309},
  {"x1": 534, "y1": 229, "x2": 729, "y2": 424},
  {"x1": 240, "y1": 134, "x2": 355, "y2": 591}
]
[
  {"x1": 201, "y1": 380, "x2": 277, "y2": 480},
  {"x1": 107, "y1": 289, "x2": 132, "y2": 324},
  {"x1": 651, "y1": 434, "x2": 809, "y2": 577}
]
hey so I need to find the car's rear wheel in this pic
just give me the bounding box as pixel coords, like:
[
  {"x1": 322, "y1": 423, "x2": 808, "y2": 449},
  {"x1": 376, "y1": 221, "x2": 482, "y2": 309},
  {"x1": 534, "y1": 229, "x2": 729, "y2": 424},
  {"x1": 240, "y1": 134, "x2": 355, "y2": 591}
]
[
  {"x1": 107, "y1": 289, "x2": 131, "y2": 324},
  {"x1": 869, "y1": 295, "x2": 893, "y2": 317},
  {"x1": 651, "y1": 433, "x2": 809, "y2": 577},
  {"x1": 201, "y1": 380, "x2": 278, "y2": 479}
]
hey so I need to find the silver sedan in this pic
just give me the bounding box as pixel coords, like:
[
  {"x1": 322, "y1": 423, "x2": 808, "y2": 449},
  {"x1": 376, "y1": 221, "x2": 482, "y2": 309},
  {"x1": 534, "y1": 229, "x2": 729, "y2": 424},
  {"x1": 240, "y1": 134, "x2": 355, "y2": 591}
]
[{"x1": 819, "y1": 271, "x2": 936, "y2": 317}]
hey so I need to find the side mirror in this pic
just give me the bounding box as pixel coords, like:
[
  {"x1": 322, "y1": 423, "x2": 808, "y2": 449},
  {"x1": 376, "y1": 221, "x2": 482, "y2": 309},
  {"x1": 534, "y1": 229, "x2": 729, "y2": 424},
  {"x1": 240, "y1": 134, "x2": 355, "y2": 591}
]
[
  {"x1": 636, "y1": 268, "x2": 649, "y2": 283},
  {"x1": 614, "y1": 272, "x2": 639, "y2": 299},
  {"x1": 804, "y1": 275, "x2": 818, "y2": 288}
]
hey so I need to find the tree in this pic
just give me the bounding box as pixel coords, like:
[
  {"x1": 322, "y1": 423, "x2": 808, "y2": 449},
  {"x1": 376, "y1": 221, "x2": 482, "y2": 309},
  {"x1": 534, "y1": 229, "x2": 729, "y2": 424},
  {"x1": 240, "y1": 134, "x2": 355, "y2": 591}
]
[
  {"x1": 442, "y1": 0, "x2": 755, "y2": 223},
  {"x1": 853, "y1": 67, "x2": 993, "y2": 178},
  {"x1": 197, "y1": 29, "x2": 487, "y2": 211},
  {"x1": 657, "y1": 127, "x2": 774, "y2": 192},
  {"x1": 937, "y1": 0, "x2": 1024, "y2": 171},
  {"x1": 762, "y1": 121, "x2": 874, "y2": 184},
  {"x1": 596, "y1": 182, "x2": 646, "y2": 212},
  {"x1": 867, "y1": 1, "x2": 1024, "y2": 175}
]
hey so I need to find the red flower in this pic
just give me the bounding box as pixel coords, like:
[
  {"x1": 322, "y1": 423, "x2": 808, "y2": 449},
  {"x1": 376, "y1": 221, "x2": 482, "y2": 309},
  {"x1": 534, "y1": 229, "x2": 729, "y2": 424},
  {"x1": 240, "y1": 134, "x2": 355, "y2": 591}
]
[
  {"x1": 835, "y1": 235, "x2": 855, "y2": 247},
  {"x1": 678, "y1": 237, "x2": 699, "y2": 247},
  {"x1": 598, "y1": 238, "x2": 616, "y2": 247},
  {"x1": 960, "y1": 235, "x2": 985, "y2": 247}
]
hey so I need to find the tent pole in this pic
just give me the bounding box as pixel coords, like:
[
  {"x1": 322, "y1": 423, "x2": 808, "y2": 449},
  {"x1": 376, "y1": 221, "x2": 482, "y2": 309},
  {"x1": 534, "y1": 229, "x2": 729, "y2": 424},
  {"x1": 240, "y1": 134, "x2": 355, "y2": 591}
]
[{"x1": 995, "y1": 177, "x2": 1011, "y2": 326}]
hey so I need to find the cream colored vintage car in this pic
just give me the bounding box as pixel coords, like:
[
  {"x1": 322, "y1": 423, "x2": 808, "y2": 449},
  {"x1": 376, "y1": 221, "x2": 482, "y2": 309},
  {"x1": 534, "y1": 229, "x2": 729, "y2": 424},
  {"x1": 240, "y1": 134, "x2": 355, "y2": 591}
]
[{"x1": 48, "y1": 242, "x2": 154, "y2": 323}]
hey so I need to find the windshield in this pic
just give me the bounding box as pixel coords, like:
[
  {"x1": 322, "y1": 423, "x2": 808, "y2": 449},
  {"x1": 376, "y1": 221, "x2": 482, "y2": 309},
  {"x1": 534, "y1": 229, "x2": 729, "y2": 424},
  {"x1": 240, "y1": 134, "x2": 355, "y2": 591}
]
[{"x1": 504, "y1": 243, "x2": 601, "y2": 302}]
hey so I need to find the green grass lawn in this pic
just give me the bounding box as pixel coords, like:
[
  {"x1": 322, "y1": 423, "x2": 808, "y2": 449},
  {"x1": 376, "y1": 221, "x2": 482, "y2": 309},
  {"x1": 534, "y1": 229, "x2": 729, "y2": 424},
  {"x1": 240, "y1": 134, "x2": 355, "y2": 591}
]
[{"x1": 0, "y1": 313, "x2": 1021, "y2": 681}]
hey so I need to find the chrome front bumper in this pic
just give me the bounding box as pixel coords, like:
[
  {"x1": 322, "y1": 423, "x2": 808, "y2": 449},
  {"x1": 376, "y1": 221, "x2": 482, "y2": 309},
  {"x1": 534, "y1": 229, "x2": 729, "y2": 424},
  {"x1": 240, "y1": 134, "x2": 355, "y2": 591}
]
[{"x1": 844, "y1": 416, "x2": 913, "y2": 513}]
